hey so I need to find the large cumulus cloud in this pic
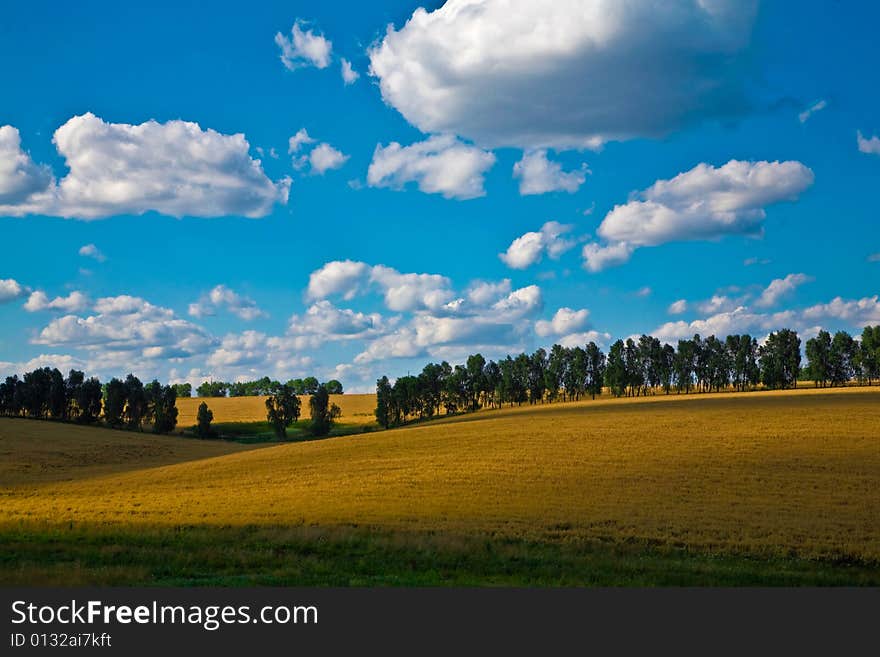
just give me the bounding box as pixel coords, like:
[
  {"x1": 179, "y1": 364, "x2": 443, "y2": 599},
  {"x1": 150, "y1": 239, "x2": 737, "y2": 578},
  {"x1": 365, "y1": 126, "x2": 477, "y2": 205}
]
[{"x1": 368, "y1": 0, "x2": 758, "y2": 150}]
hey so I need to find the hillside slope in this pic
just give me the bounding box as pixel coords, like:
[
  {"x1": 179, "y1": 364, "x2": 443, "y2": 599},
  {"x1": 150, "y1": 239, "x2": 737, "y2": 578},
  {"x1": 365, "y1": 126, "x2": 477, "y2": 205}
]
[{"x1": 3, "y1": 387, "x2": 879, "y2": 562}]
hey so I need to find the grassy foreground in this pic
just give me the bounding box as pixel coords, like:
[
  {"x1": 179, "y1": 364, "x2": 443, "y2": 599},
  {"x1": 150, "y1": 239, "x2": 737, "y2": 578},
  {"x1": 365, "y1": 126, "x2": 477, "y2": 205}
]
[{"x1": 2, "y1": 387, "x2": 879, "y2": 585}]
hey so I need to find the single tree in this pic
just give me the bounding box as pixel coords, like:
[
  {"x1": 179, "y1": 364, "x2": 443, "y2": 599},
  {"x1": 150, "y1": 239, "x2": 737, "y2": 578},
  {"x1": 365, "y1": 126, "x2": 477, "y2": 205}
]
[
  {"x1": 265, "y1": 384, "x2": 301, "y2": 439},
  {"x1": 195, "y1": 401, "x2": 216, "y2": 438},
  {"x1": 104, "y1": 377, "x2": 126, "y2": 428},
  {"x1": 310, "y1": 384, "x2": 341, "y2": 436}
]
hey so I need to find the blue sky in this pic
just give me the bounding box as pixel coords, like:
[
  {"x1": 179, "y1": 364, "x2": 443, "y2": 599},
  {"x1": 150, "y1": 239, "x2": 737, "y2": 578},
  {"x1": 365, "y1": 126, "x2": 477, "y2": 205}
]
[{"x1": 1, "y1": 0, "x2": 878, "y2": 392}]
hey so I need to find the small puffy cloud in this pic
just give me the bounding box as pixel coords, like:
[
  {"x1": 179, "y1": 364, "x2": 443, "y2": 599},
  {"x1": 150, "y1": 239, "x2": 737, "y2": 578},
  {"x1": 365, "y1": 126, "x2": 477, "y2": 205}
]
[
  {"x1": 368, "y1": 0, "x2": 757, "y2": 150},
  {"x1": 354, "y1": 329, "x2": 425, "y2": 364},
  {"x1": 1, "y1": 114, "x2": 289, "y2": 219},
  {"x1": 370, "y1": 265, "x2": 454, "y2": 312},
  {"x1": 513, "y1": 150, "x2": 587, "y2": 195},
  {"x1": 754, "y1": 273, "x2": 812, "y2": 308},
  {"x1": 288, "y1": 300, "x2": 386, "y2": 339},
  {"x1": 582, "y1": 159, "x2": 814, "y2": 271},
  {"x1": 288, "y1": 130, "x2": 348, "y2": 174},
  {"x1": 24, "y1": 290, "x2": 90, "y2": 313},
  {"x1": 275, "y1": 20, "x2": 332, "y2": 70},
  {"x1": 868, "y1": 253, "x2": 880, "y2": 263},
  {"x1": 668, "y1": 299, "x2": 688, "y2": 315},
  {"x1": 557, "y1": 330, "x2": 611, "y2": 349},
  {"x1": 0, "y1": 125, "x2": 54, "y2": 207},
  {"x1": 697, "y1": 295, "x2": 739, "y2": 315},
  {"x1": 466, "y1": 279, "x2": 511, "y2": 306},
  {"x1": 0, "y1": 278, "x2": 28, "y2": 303},
  {"x1": 367, "y1": 135, "x2": 496, "y2": 200},
  {"x1": 798, "y1": 99, "x2": 827, "y2": 124},
  {"x1": 341, "y1": 58, "x2": 359, "y2": 84},
  {"x1": 307, "y1": 260, "x2": 371, "y2": 301},
  {"x1": 581, "y1": 241, "x2": 634, "y2": 273},
  {"x1": 857, "y1": 131, "x2": 880, "y2": 155},
  {"x1": 744, "y1": 256, "x2": 771, "y2": 266},
  {"x1": 499, "y1": 221, "x2": 576, "y2": 269},
  {"x1": 188, "y1": 285, "x2": 267, "y2": 321},
  {"x1": 308, "y1": 142, "x2": 349, "y2": 174},
  {"x1": 634, "y1": 286, "x2": 652, "y2": 298},
  {"x1": 490, "y1": 285, "x2": 543, "y2": 320},
  {"x1": 535, "y1": 307, "x2": 589, "y2": 337},
  {"x1": 78, "y1": 243, "x2": 106, "y2": 262},
  {"x1": 288, "y1": 128, "x2": 315, "y2": 154}
]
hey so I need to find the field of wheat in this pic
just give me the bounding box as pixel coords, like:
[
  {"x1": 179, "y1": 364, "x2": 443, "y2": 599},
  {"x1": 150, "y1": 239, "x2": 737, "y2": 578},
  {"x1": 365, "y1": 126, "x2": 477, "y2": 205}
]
[
  {"x1": 3, "y1": 386, "x2": 879, "y2": 569},
  {"x1": 175, "y1": 393, "x2": 377, "y2": 427}
]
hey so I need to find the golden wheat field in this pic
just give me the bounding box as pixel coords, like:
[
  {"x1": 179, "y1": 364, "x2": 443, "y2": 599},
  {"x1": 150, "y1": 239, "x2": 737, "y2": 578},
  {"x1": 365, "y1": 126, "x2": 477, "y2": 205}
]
[
  {"x1": 175, "y1": 393, "x2": 377, "y2": 427},
  {"x1": 2, "y1": 386, "x2": 879, "y2": 563}
]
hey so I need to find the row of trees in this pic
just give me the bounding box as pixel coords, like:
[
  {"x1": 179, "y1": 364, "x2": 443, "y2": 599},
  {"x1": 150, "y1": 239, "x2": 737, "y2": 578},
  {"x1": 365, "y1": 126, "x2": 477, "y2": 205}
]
[
  {"x1": 803, "y1": 327, "x2": 880, "y2": 387},
  {"x1": 0, "y1": 368, "x2": 179, "y2": 433},
  {"x1": 193, "y1": 376, "x2": 344, "y2": 398},
  {"x1": 264, "y1": 383, "x2": 341, "y2": 439},
  {"x1": 374, "y1": 325, "x2": 880, "y2": 428}
]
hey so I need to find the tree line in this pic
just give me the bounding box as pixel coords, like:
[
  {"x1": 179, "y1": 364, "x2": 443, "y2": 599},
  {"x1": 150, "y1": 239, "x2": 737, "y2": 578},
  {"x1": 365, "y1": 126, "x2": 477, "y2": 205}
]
[
  {"x1": 0, "y1": 368, "x2": 179, "y2": 433},
  {"x1": 191, "y1": 376, "x2": 343, "y2": 398},
  {"x1": 374, "y1": 325, "x2": 880, "y2": 428}
]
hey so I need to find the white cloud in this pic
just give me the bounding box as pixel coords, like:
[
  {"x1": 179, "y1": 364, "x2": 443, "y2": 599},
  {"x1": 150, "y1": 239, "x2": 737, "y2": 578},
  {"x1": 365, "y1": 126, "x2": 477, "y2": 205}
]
[
  {"x1": 1, "y1": 114, "x2": 290, "y2": 219},
  {"x1": 24, "y1": 291, "x2": 90, "y2": 313},
  {"x1": 0, "y1": 125, "x2": 53, "y2": 207},
  {"x1": 634, "y1": 286, "x2": 652, "y2": 298},
  {"x1": 582, "y1": 159, "x2": 814, "y2": 271},
  {"x1": 288, "y1": 128, "x2": 315, "y2": 154},
  {"x1": 857, "y1": 131, "x2": 880, "y2": 155},
  {"x1": 33, "y1": 295, "x2": 216, "y2": 359},
  {"x1": 581, "y1": 241, "x2": 634, "y2": 273},
  {"x1": 368, "y1": 0, "x2": 757, "y2": 150},
  {"x1": 370, "y1": 265, "x2": 455, "y2": 312},
  {"x1": 499, "y1": 221, "x2": 577, "y2": 269},
  {"x1": 0, "y1": 279, "x2": 28, "y2": 304},
  {"x1": 354, "y1": 329, "x2": 425, "y2": 364},
  {"x1": 78, "y1": 243, "x2": 106, "y2": 262},
  {"x1": 188, "y1": 285, "x2": 267, "y2": 321},
  {"x1": 696, "y1": 294, "x2": 738, "y2": 315},
  {"x1": 341, "y1": 58, "x2": 359, "y2": 84},
  {"x1": 798, "y1": 99, "x2": 827, "y2": 124},
  {"x1": 651, "y1": 295, "x2": 880, "y2": 344},
  {"x1": 308, "y1": 261, "x2": 455, "y2": 313},
  {"x1": 307, "y1": 260, "x2": 371, "y2": 301},
  {"x1": 353, "y1": 296, "x2": 541, "y2": 365},
  {"x1": 308, "y1": 142, "x2": 349, "y2": 174},
  {"x1": 801, "y1": 296, "x2": 880, "y2": 325},
  {"x1": 868, "y1": 253, "x2": 880, "y2": 263},
  {"x1": 288, "y1": 301, "x2": 386, "y2": 339},
  {"x1": 513, "y1": 150, "x2": 587, "y2": 195},
  {"x1": 668, "y1": 299, "x2": 688, "y2": 315},
  {"x1": 275, "y1": 20, "x2": 332, "y2": 70},
  {"x1": 535, "y1": 307, "x2": 590, "y2": 337},
  {"x1": 367, "y1": 135, "x2": 496, "y2": 200},
  {"x1": 466, "y1": 279, "x2": 511, "y2": 306},
  {"x1": 754, "y1": 273, "x2": 812, "y2": 308},
  {"x1": 743, "y1": 256, "x2": 771, "y2": 266},
  {"x1": 490, "y1": 285, "x2": 544, "y2": 320},
  {"x1": 557, "y1": 330, "x2": 611, "y2": 349},
  {"x1": 0, "y1": 353, "x2": 86, "y2": 378}
]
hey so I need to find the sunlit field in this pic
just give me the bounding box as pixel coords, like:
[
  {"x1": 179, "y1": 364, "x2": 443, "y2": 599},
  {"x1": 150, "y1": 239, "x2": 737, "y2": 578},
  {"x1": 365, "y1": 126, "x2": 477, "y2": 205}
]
[
  {"x1": 2, "y1": 387, "x2": 878, "y2": 585},
  {"x1": 175, "y1": 394, "x2": 377, "y2": 427}
]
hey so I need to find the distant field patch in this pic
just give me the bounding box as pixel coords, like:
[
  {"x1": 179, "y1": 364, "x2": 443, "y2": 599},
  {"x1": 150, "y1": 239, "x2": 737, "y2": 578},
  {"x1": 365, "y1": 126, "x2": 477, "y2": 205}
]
[{"x1": 176, "y1": 394, "x2": 377, "y2": 428}]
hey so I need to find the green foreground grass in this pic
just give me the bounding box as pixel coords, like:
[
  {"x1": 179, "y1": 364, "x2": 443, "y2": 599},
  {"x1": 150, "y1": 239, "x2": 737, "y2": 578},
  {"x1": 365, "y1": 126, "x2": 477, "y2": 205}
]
[{"x1": 2, "y1": 523, "x2": 877, "y2": 587}]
